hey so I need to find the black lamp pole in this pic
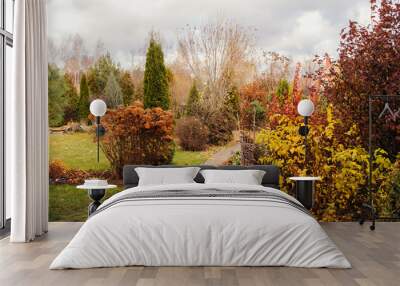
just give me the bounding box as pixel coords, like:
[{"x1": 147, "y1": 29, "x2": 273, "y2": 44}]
[
  {"x1": 299, "y1": 116, "x2": 310, "y2": 173},
  {"x1": 304, "y1": 116, "x2": 309, "y2": 169},
  {"x1": 90, "y1": 99, "x2": 107, "y2": 164},
  {"x1": 96, "y1": 116, "x2": 100, "y2": 163}
]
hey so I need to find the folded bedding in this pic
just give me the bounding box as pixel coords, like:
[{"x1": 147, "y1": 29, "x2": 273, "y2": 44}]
[{"x1": 50, "y1": 183, "x2": 351, "y2": 269}]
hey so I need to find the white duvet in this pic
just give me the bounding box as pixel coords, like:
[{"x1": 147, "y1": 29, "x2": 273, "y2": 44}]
[{"x1": 50, "y1": 183, "x2": 351, "y2": 269}]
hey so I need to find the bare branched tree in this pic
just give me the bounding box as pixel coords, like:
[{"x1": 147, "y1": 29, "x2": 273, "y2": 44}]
[
  {"x1": 178, "y1": 19, "x2": 255, "y2": 109},
  {"x1": 95, "y1": 39, "x2": 106, "y2": 60},
  {"x1": 58, "y1": 34, "x2": 93, "y2": 86},
  {"x1": 48, "y1": 38, "x2": 59, "y2": 65},
  {"x1": 261, "y1": 51, "x2": 291, "y2": 95}
]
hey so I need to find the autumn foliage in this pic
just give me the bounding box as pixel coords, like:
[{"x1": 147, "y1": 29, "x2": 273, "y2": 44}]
[
  {"x1": 319, "y1": 0, "x2": 400, "y2": 157},
  {"x1": 247, "y1": 0, "x2": 400, "y2": 221},
  {"x1": 176, "y1": 116, "x2": 209, "y2": 151},
  {"x1": 99, "y1": 101, "x2": 175, "y2": 177},
  {"x1": 256, "y1": 106, "x2": 396, "y2": 221},
  {"x1": 239, "y1": 81, "x2": 268, "y2": 129},
  {"x1": 49, "y1": 160, "x2": 112, "y2": 185}
]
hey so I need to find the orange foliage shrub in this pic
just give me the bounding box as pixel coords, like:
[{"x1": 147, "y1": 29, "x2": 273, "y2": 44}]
[
  {"x1": 49, "y1": 160, "x2": 66, "y2": 181},
  {"x1": 99, "y1": 101, "x2": 175, "y2": 177},
  {"x1": 49, "y1": 160, "x2": 112, "y2": 185}
]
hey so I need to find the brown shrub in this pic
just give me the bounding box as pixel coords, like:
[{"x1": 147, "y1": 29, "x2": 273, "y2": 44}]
[
  {"x1": 203, "y1": 110, "x2": 236, "y2": 145},
  {"x1": 49, "y1": 160, "x2": 67, "y2": 181},
  {"x1": 49, "y1": 160, "x2": 113, "y2": 185},
  {"x1": 176, "y1": 116, "x2": 209, "y2": 151},
  {"x1": 98, "y1": 101, "x2": 175, "y2": 178}
]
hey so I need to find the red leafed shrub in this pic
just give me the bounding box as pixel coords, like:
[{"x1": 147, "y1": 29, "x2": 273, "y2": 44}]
[
  {"x1": 99, "y1": 101, "x2": 175, "y2": 177},
  {"x1": 176, "y1": 116, "x2": 209, "y2": 151},
  {"x1": 318, "y1": 0, "x2": 400, "y2": 157},
  {"x1": 49, "y1": 160, "x2": 112, "y2": 185},
  {"x1": 239, "y1": 81, "x2": 268, "y2": 129}
]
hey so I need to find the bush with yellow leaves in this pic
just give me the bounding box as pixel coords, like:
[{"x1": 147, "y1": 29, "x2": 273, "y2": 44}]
[{"x1": 256, "y1": 104, "x2": 397, "y2": 221}]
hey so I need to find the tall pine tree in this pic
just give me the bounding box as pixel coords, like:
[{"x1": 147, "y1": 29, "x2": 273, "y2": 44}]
[
  {"x1": 143, "y1": 36, "x2": 169, "y2": 109},
  {"x1": 63, "y1": 73, "x2": 79, "y2": 122},
  {"x1": 87, "y1": 53, "x2": 120, "y2": 97},
  {"x1": 276, "y1": 79, "x2": 290, "y2": 106},
  {"x1": 119, "y1": 71, "x2": 135, "y2": 106},
  {"x1": 48, "y1": 64, "x2": 66, "y2": 127},
  {"x1": 224, "y1": 84, "x2": 240, "y2": 119},
  {"x1": 105, "y1": 73, "x2": 123, "y2": 108},
  {"x1": 186, "y1": 81, "x2": 200, "y2": 115},
  {"x1": 78, "y1": 73, "x2": 90, "y2": 122}
]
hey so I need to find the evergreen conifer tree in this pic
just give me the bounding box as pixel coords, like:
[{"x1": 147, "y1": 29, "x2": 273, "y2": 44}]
[
  {"x1": 63, "y1": 73, "x2": 79, "y2": 122},
  {"x1": 119, "y1": 71, "x2": 135, "y2": 106},
  {"x1": 105, "y1": 73, "x2": 123, "y2": 108},
  {"x1": 225, "y1": 85, "x2": 240, "y2": 118},
  {"x1": 143, "y1": 36, "x2": 169, "y2": 109},
  {"x1": 78, "y1": 73, "x2": 90, "y2": 121},
  {"x1": 48, "y1": 64, "x2": 66, "y2": 127},
  {"x1": 186, "y1": 81, "x2": 200, "y2": 115},
  {"x1": 276, "y1": 79, "x2": 290, "y2": 105}
]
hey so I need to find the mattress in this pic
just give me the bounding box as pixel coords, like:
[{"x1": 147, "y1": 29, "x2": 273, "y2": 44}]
[{"x1": 50, "y1": 183, "x2": 351, "y2": 269}]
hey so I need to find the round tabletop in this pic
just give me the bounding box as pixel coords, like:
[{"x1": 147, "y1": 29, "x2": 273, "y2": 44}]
[
  {"x1": 288, "y1": 176, "x2": 321, "y2": 181},
  {"x1": 77, "y1": 184, "x2": 117, "y2": 190}
]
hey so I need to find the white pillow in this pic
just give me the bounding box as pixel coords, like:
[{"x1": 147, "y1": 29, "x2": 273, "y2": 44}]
[
  {"x1": 200, "y1": 169, "x2": 266, "y2": 185},
  {"x1": 135, "y1": 167, "x2": 201, "y2": 186}
]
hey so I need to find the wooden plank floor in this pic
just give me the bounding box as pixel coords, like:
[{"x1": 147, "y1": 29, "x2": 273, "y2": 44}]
[{"x1": 0, "y1": 222, "x2": 399, "y2": 286}]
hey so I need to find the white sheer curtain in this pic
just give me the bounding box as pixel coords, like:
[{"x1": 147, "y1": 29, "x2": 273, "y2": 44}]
[{"x1": 8, "y1": 0, "x2": 48, "y2": 242}]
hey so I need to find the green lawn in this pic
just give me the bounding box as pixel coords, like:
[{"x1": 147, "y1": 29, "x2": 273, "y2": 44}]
[
  {"x1": 172, "y1": 147, "x2": 214, "y2": 165},
  {"x1": 49, "y1": 184, "x2": 122, "y2": 221},
  {"x1": 50, "y1": 132, "x2": 110, "y2": 171},
  {"x1": 50, "y1": 132, "x2": 215, "y2": 170},
  {"x1": 49, "y1": 132, "x2": 218, "y2": 221}
]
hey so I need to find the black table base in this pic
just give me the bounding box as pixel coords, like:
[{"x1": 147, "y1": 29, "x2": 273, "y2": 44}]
[
  {"x1": 295, "y1": 181, "x2": 314, "y2": 210},
  {"x1": 87, "y1": 189, "x2": 106, "y2": 216}
]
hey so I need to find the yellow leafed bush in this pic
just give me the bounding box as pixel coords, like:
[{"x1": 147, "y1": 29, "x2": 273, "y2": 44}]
[{"x1": 256, "y1": 104, "x2": 397, "y2": 221}]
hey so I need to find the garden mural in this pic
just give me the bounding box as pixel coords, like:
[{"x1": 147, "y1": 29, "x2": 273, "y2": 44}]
[{"x1": 48, "y1": 0, "x2": 400, "y2": 222}]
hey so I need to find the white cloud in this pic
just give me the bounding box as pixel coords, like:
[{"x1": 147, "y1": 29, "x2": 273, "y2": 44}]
[
  {"x1": 273, "y1": 10, "x2": 338, "y2": 58},
  {"x1": 47, "y1": 0, "x2": 371, "y2": 67}
]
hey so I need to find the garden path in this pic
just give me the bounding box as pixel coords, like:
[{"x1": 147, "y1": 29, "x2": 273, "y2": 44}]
[{"x1": 205, "y1": 131, "x2": 240, "y2": 165}]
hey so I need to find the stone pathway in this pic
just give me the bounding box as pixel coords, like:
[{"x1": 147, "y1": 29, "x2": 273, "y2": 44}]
[{"x1": 205, "y1": 132, "x2": 240, "y2": 165}]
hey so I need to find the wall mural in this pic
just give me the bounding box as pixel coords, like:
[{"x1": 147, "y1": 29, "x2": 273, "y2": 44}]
[{"x1": 47, "y1": 0, "x2": 400, "y2": 222}]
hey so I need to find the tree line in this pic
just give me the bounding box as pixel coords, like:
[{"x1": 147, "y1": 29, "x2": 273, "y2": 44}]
[{"x1": 49, "y1": 31, "x2": 177, "y2": 127}]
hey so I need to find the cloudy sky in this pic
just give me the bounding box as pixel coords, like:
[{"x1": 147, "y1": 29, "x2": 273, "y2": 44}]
[{"x1": 47, "y1": 0, "x2": 371, "y2": 67}]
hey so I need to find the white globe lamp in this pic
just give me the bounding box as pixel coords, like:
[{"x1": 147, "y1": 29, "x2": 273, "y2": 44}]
[
  {"x1": 90, "y1": 99, "x2": 107, "y2": 163},
  {"x1": 297, "y1": 99, "x2": 315, "y2": 175},
  {"x1": 297, "y1": 99, "x2": 315, "y2": 117},
  {"x1": 90, "y1": 99, "x2": 107, "y2": 117}
]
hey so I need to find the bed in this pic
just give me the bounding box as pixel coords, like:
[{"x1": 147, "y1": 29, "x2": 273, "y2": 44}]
[{"x1": 50, "y1": 165, "x2": 351, "y2": 269}]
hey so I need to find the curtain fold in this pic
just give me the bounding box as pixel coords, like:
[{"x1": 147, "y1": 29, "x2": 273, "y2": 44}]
[{"x1": 9, "y1": 0, "x2": 48, "y2": 242}]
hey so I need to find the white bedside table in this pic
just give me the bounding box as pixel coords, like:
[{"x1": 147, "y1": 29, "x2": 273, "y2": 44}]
[
  {"x1": 288, "y1": 177, "x2": 321, "y2": 210},
  {"x1": 77, "y1": 184, "x2": 117, "y2": 216}
]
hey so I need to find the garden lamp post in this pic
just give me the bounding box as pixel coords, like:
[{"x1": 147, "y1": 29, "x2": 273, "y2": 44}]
[
  {"x1": 90, "y1": 99, "x2": 107, "y2": 163},
  {"x1": 297, "y1": 99, "x2": 315, "y2": 172}
]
